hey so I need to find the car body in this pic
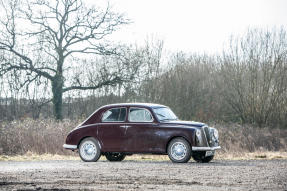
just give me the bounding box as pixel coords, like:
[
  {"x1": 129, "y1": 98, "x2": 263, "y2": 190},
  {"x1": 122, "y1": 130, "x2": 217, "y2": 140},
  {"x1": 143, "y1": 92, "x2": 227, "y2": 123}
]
[{"x1": 63, "y1": 103, "x2": 221, "y2": 163}]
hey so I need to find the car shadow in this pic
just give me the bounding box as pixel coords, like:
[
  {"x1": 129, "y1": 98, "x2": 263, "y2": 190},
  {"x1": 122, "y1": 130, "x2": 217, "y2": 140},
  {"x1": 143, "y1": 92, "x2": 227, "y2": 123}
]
[{"x1": 98, "y1": 159, "x2": 258, "y2": 167}]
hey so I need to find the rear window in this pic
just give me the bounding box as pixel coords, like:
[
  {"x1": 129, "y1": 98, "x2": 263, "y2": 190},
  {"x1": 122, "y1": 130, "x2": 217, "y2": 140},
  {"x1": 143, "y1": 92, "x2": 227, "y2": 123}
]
[{"x1": 102, "y1": 107, "x2": 127, "y2": 122}]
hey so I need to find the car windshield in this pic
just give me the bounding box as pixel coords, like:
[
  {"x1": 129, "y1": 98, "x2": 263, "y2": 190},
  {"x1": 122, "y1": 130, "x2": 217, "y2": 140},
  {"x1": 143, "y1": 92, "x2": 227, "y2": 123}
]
[{"x1": 153, "y1": 107, "x2": 178, "y2": 121}]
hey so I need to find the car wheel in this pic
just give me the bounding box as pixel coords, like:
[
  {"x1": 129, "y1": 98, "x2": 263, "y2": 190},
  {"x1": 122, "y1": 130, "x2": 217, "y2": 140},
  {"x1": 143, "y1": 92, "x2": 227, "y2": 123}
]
[
  {"x1": 79, "y1": 137, "x2": 101, "y2": 162},
  {"x1": 167, "y1": 138, "x2": 191, "y2": 163},
  {"x1": 105, "y1": 152, "x2": 126, "y2": 162},
  {"x1": 192, "y1": 151, "x2": 214, "y2": 163}
]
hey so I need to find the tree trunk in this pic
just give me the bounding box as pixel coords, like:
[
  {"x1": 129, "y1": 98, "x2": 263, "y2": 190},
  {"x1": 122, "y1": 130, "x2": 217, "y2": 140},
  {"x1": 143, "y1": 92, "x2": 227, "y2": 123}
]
[{"x1": 52, "y1": 75, "x2": 64, "y2": 120}]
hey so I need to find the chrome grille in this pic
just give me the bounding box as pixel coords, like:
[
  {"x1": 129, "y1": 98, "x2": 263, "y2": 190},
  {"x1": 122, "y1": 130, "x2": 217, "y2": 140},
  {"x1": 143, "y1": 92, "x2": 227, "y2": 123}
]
[{"x1": 200, "y1": 126, "x2": 210, "y2": 147}]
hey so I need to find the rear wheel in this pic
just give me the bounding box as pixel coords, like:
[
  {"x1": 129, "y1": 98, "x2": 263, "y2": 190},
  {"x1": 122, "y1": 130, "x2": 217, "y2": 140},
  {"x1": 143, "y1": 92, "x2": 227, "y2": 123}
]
[
  {"x1": 105, "y1": 152, "x2": 126, "y2": 162},
  {"x1": 167, "y1": 138, "x2": 191, "y2": 163},
  {"x1": 79, "y1": 137, "x2": 101, "y2": 162},
  {"x1": 192, "y1": 151, "x2": 214, "y2": 163}
]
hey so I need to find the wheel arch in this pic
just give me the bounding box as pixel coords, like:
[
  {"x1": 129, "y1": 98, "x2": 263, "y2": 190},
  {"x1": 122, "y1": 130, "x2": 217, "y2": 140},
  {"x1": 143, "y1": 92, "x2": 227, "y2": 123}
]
[
  {"x1": 77, "y1": 136, "x2": 102, "y2": 149},
  {"x1": 165, "y1": 136, "x2": 191, "y2": 153}
]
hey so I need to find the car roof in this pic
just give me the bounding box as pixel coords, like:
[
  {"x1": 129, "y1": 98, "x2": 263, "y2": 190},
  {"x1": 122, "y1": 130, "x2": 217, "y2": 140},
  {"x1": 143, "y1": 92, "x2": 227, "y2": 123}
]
[{"x1": 100, "y1": 103, "x2": 167, "y2": 109}]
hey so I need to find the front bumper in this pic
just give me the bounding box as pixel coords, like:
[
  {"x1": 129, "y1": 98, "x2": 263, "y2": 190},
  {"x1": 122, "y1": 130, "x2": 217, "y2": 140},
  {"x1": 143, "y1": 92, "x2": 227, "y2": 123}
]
[
  {"x1": 192, "y1": 146, "x2": 221, "y2": 151},
  {"x1": 63, "y1": 144, "x2": 77, "y2": 150}
]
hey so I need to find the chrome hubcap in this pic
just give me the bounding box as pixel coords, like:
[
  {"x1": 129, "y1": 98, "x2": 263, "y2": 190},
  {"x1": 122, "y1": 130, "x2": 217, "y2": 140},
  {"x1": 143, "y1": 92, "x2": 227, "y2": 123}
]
[
  {"x1": 80, "y1": 141, "x2": 97, "y2": 160},
  {"x1": 171, "y1": 142, "x2": 187, "y2": 160}
]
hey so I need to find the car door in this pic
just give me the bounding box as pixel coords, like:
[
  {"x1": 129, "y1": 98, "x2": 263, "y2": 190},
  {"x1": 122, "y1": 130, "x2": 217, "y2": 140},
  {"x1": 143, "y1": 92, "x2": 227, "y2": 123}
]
[
  {"x1": 97, "y1": 107, "x2": 127, "y2": 152},
  {"x1": 124, "y1": 107, "x2": 162, "y2": 153}
]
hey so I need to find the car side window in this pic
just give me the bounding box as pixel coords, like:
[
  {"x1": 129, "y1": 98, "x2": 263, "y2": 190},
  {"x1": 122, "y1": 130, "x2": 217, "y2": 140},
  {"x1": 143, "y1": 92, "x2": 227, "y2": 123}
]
[
  {"x1": 129, "y1": 108, "x2": 153, "y2": 122},
  {"x1": 102, "y1": 107, "x2": 126, "y2": 122}
]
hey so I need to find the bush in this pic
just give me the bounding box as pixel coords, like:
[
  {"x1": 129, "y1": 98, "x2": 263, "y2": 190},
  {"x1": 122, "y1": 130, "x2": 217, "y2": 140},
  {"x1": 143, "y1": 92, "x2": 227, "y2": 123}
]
[{"x1": 0, "y1": 118, "x2": 81, "y2": 155}]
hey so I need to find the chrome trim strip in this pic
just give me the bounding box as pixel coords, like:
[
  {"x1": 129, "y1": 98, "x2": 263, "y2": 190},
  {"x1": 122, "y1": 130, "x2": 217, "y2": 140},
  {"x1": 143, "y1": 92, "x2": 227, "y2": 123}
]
[
  {"x1": 63, "y1": 144, "x2": 77, "y2": 149},
  {"x1": 192, "y1": 146, "x2": 221, "y2": 151}
]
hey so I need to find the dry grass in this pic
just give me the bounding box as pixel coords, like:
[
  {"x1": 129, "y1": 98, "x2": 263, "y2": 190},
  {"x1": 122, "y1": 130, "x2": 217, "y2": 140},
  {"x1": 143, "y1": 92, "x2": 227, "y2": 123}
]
[
  {"x1": 215, "y1": 151, "x2": 287, "y2": 160},
  {"x1": 213, "y1": 123, "x2": 287, "y2": 152},
  {"x1": 0, "y1": 119, "x2": 287, "y2": 161},
  {"x1": 0, "y1": 151, "x2": 78, "y2": 161},
  {"x1": 1, "y1": 152, "x2": 287, "y2": 162}
]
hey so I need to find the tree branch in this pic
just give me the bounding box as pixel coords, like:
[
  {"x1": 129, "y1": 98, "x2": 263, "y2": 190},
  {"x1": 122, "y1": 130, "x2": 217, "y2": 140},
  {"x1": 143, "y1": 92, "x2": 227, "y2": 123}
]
[{"x1": 62, "y1": 76, "x2": 125, "y2": 93}]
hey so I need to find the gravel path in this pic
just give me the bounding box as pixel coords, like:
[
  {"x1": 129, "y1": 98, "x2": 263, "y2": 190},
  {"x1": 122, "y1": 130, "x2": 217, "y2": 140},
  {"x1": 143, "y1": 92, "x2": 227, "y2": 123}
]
[{"x1": 0, "y1": 159, "x2": 286, "y2": 191}]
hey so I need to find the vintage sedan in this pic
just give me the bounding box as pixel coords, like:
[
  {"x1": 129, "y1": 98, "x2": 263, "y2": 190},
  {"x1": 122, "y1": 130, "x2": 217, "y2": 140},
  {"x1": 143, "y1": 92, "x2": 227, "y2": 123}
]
[{"x1": 63, "y1": 103, "x2": 221, "y2": 163}]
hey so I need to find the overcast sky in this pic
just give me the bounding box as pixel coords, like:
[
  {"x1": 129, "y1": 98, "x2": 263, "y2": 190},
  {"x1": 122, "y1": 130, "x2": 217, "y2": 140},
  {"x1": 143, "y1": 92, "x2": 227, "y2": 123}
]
[{"x1": 101, "y1": 0, "x2": 287, "y2": 54}]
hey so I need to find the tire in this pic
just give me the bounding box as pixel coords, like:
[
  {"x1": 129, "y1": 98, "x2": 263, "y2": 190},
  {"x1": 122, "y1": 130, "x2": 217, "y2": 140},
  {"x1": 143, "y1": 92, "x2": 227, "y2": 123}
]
[
  {"x1": 79, "y1": 137, "x2": 101, "y2": 162},
  {"x1": 105, "y1": 152, "x2": 126, "y2": 162},
  {"x1": 167, "y1": 137, "x2": 192, "y2": 163},
  {"x1": 192, "y1": 151, "x2": 214, "y2": 163}
]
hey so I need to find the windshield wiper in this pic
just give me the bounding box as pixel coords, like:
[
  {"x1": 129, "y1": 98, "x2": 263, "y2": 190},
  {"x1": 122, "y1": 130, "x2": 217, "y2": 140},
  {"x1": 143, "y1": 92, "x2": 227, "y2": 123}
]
[
  {"x1": 160, "y1": 119, "x2": 172, "y2": 121},
  {"x1": 160, "y1": 118, "x2": 178, "y2": 122}
]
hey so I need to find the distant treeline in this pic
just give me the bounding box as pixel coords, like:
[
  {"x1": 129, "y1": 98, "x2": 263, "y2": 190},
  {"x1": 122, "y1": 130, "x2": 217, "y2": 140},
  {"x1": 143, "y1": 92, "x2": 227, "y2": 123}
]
[{"x1": 1, "y1": 28, "x2": 287, "y2": 128}]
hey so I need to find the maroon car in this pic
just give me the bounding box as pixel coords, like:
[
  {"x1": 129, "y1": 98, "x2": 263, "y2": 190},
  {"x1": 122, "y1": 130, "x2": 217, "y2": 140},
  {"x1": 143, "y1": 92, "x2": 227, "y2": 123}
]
[{"x1": 63, "y1": 103, "x2": 221, "y2": 163}]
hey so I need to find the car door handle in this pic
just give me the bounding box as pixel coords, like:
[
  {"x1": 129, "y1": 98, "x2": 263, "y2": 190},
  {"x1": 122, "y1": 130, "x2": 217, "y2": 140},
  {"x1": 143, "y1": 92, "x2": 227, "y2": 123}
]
[{"x1": 120, "y1": 125, "x2": 131, "y2": 128}]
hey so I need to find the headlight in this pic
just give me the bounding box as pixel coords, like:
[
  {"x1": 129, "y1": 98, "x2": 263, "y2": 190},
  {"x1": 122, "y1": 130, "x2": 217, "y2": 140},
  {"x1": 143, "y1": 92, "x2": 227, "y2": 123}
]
[{"x1": 213, "y1": 129, "x2": 219, "y2": 140}]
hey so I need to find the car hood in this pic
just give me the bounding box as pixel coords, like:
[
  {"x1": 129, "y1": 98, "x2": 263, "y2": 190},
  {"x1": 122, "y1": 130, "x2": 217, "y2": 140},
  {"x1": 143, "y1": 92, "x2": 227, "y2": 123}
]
[{"x1": 162, "y1": 120, "x2": 206, "y2": 128}]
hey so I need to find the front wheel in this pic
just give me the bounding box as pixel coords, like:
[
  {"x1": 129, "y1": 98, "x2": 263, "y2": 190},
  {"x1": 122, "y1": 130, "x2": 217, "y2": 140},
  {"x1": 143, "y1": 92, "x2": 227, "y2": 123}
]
[
  {"x1": 79, "y1": 137, "x2": 101, "y2": 162},
  {"x1": 105, "y1": 152, "x2": 126, "y2": 162},
  {"x1": 192, "y1": 151, "x2": 214, "y2": 163},
  {"x1": 167, "y1": 138, "x2": 192, "y2": 163}
]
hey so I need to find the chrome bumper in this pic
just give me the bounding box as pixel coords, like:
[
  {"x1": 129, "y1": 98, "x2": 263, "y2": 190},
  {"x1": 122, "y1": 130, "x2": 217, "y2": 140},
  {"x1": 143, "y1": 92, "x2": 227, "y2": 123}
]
[
  {"x1": 192, "y1": 146, "x2": 221, "y2": 151},
  {"x1": 63, "y1": 144, "x2": 77, "y2": 150}
]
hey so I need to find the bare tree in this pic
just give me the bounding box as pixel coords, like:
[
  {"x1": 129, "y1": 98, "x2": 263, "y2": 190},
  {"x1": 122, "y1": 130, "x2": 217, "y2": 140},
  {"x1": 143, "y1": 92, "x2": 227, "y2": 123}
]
[
  {"x1": 219, "y1": 28, "x2": 287, "y2": 127},
  {"x1": 0, "y1": 0, "x2": 131, "y2": 119}
]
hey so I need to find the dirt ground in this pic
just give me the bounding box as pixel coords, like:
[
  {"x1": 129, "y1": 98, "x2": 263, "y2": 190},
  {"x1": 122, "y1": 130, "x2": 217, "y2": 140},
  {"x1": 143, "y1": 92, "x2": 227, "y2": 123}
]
[{"x1": 0, "y1": 159, "x2": 286, "y2": 191}]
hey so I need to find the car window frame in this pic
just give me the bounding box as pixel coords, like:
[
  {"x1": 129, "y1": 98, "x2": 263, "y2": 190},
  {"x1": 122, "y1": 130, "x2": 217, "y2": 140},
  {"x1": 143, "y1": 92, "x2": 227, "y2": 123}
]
[
  {"x1": 101, "y1": 107, "x2": 127, "y2": 123},
  {"x1": 128, "y1": 107, "x2": 154, "y2": 123}
]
